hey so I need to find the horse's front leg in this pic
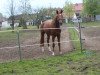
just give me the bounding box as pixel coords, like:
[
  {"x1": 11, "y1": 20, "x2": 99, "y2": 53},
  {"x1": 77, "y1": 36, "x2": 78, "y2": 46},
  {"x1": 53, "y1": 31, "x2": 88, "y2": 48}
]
[
  {"x1": 47, "y1": 35, "x2": 51, "y2": 51},
  {"x1": 57, "y1": 34, "x2": 62, "y2": 54},
  {"x1": 40, "y1": 31, "x2": 45, "y2": 52},
  {"x1": 52, "y1": 35, "x2": 56, "y2": 55}
]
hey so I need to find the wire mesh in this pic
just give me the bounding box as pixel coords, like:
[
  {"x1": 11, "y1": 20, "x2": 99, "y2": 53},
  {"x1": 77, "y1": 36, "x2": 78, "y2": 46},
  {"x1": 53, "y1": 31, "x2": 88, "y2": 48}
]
[
  {"x1": 0, "y1": 31, "x2": 20, "y2": 63},
  {"x1": 1, "y1": 25, "x2": 100, "y2": 63},
  {"x1": 82, "y1": 27, "x2": 100, "y2": 50},
  {"x1": 0, "y1": 27, "x2": 74, "y2": 62}
]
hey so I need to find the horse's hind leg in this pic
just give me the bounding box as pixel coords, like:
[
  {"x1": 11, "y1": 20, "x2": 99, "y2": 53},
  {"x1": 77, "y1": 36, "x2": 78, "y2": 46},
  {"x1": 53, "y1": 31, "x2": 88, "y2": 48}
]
[
  {"x1": 52, "y1": 35, "x2": 56, "y2": 55},
  {"x1": 40, "y1": 31, "x2": 45, "y2": 52},
  {"x1": 47, "y1": 35, "x2": 51, "y2": 51},
  {"x1": 57, "y1": 34, "x2": 62, "y2": 54}
]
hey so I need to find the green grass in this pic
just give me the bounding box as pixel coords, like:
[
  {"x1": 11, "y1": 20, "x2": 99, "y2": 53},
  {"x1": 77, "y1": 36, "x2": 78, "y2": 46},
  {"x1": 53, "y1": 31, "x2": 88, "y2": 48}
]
[
  {"x1": 65, "y1": 21, "x2": 100, "y2": 27},
  {"x1": 0, "y1": 26, "x2": 39, "y2": 42},
  {"x1": 0, "y1": 50, "x2": 99, "y2": 75},
  {"x1": 81, "y1": 21, "x2": 100, "y2": 27},
  {"x1": 0, "y1": 25, "x2": 38, "y2": 41},
  {"x1": 1, "y1": 25, "x2": 38, "y2": 31},
  {"x1": 0, "y1": 31, "x2": 20, "y2": 42},
  {"x1": 16, "y1": 25, "x2": 38, "y2": 30},
  {"x1": 65, "y1": 23, "x2": 81, "y2": 50},
  {"x1": 68, "y1": 27, "x2": 80, "y2": 50}
]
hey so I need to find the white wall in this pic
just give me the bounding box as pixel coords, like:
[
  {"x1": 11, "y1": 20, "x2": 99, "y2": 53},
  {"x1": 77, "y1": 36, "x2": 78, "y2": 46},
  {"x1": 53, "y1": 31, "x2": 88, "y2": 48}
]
[
  {"x1": 1, "y1": 21, "x2": 10, "y2": 28},
  {"x1": 96, "y1": 15, "x2": 100, "y2": 21},
  {"x1": 1, "y1": 21, "x2": 19, "y2": 28}
]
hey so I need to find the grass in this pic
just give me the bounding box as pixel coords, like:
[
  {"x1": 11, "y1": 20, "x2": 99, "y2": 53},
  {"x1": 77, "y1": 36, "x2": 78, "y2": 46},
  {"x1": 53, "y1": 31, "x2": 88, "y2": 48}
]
[
  {"x1": 16, "y1": 25, "x2": 38, "y2": 30},
  {"x1": 0, "y1": 50, "x2": 99, "y2": 75},
  {"x1": 81, "y1": 21, "x2": 100, "y2": 27},
  {"x1": 0, "y1": 21, "x2": 100, "y2": 75},
  {"x1": 1, "y1": 25, "x2": 38, "y2": 31},
  {"x1": 0, "y1": 31, "x2": 18, "y2": 47},
  {"x1": 68, "y1": 26, "x2": 80, "y2": 50},
  {"x1": 0, "y1": 31, "x2": 17, "y2": 40},
  {"x1": 65, "y1": 21, "x2": 100, "y2": 27},
  {"x1": 65, "y1": 23, "x2": 81, "y2": 50},
  {"x1": 0, "y1": 25, "x2": 38, "y2": 43},
  {"x1": 0, "y1": 26, "x2": 39, "y2": 43}
]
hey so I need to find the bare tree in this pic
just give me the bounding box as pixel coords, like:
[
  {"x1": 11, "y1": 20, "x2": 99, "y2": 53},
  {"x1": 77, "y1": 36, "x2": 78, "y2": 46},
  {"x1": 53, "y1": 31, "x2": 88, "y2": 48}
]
[
  {"x1": 8, "y1": 0, "x2": 16, "y2": 30},
  {"x1": 0, "y1": 13, "x2": 3, "y2": 30},
  {"x1": 19, "y1": 0, "x2": 32, "y2": 29}
]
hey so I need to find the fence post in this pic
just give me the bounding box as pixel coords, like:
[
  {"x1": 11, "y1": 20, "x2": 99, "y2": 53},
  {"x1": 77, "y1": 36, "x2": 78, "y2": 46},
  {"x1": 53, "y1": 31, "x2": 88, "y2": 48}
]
[
  {"x1": 78, "y1": 21, "x2": 83, "y2": 53},
  {"x1": 17, "y1": 30, "x2": 22, "y2": 61}
]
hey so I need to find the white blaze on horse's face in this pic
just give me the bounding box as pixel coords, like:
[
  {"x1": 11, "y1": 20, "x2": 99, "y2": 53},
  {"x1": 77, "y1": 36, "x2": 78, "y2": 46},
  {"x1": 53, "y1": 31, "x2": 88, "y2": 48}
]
[{"x1": 57, "y1": 14, "x2": 63, "y2": 25}]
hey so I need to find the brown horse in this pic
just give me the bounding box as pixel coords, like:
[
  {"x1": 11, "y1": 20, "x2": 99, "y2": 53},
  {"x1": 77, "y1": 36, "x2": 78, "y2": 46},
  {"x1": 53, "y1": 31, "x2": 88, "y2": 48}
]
[{"x1": 40, "y1": 9, "x2": 63, "y2": 55}]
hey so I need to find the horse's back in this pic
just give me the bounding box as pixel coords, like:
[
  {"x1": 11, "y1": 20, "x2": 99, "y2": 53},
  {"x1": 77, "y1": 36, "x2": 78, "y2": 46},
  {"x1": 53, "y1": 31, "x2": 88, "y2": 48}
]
[{"x1": 41, "y1": 19, "x2": 54, "y2": 28}]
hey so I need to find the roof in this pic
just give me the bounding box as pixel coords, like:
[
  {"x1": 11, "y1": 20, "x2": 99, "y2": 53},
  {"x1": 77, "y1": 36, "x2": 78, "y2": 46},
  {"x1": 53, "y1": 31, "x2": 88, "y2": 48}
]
[{"x1": 73, "y1": 3, "x2": 83, "y2": 12}]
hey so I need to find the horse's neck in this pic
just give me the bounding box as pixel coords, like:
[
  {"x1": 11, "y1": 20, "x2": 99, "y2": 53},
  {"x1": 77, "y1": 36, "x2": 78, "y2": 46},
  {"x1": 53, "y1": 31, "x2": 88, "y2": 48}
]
[{"x1": 52, "y1": 17, "x2": 60, "y2": 28}]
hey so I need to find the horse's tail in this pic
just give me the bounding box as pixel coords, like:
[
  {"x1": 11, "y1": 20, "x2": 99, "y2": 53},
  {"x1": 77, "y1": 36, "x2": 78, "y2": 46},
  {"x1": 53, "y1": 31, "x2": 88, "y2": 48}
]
[
  {"x1": 40, "y1": 21, "x2": 44, "y2": 29},
  {"x1": 40, "y1": 21, "x2": 45, "y2": 47},
  {"x1": 41, "y1": 21, "x2": 43, "y2": 25}
]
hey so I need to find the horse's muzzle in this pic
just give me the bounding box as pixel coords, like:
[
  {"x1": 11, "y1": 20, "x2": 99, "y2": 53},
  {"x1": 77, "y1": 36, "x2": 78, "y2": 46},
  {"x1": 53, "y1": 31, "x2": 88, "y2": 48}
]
[
  {"x1": 59, "y1": 22, "x2": 62, "y2": 25},
  {"x1": 59, "y1": 20, "x2": 63, "y2": 25}
]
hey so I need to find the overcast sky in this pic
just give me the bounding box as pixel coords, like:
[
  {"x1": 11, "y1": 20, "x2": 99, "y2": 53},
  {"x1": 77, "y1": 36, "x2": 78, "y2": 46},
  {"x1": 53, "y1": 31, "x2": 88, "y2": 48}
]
[
  {"x1": 0, "y1": 0, "x2": 82, "y2": 17},
  {"x1": 30, "y1": 0, "x2": 82, "y2": 8}
]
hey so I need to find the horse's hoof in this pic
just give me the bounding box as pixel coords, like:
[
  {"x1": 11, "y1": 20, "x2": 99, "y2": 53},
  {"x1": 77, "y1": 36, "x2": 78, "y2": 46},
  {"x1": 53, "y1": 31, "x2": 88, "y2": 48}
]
[
  {"x1": 52, "y1": 52, "x2": 55, "y2": 56},
  {"x1": 48, "y1": 47, "x2": 51, "y2": 52},
  {"x1": 60, "y1": 52, "x2": 62, "y2": 55},
  {"x1": 42, "y1": 47, "x2": 44, "y2": 52}
]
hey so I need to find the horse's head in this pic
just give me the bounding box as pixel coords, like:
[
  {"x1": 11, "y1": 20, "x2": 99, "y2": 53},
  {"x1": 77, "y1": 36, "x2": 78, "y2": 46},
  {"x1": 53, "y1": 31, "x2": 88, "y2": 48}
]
[{"x1": 56, "y1": 9, "x2": 63, "y2": 25}]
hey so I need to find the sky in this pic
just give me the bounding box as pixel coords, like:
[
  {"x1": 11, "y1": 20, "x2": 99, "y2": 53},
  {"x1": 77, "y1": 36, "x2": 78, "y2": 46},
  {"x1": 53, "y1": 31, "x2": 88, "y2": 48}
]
[
  {"x1": 30, "y1": 0, "x2": 82, "y2": 8},
  {"x1": 0, "y1": 0, "x2": 83, "y2": 17}
]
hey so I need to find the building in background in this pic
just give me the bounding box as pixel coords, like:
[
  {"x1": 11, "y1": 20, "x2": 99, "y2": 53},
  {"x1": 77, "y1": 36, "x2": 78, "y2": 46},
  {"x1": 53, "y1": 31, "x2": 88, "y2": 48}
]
[
  {"x1": 73, "y1": 3, "x2": 83, "y2": 14},
  {"x1": 0, "y1": 15, "x2": 3, "y2": 30},
  {"x1": 72, "y1": 3, "x2": 83, "y2": 22}
]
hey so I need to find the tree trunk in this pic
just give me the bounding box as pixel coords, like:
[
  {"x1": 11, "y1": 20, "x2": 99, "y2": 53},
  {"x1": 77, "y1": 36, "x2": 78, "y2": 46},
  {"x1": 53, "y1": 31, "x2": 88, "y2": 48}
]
[
  {"x1": 11, "y1": 16, "x2": 15, "y2": 30},
  {"x1": 22, "y1": 20, "x2": 27, "y2": 29},
  {"x1": 93, "y1": 15, "x2": 96, "y2": 21}
]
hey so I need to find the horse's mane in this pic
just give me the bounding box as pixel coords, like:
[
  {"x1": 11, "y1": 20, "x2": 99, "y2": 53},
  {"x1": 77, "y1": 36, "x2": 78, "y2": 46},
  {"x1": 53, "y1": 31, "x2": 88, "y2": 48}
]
[{"x1": 52, "y1": 15, "x2": 60, "y2": 28}]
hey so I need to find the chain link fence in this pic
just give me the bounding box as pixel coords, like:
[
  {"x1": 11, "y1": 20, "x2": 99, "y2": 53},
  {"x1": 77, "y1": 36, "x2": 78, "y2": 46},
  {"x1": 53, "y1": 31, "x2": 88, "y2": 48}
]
[
  {"x1": 1, "y1": 24, "x2": 100, "y2": 63},
  {"x1": 81, "y1": 26, "x2": 100, "y2": 50},
  {"x1": 0, "y1": 26, "x2": 74, "y2": 63},
  {"x1": 0, "y1": 31, "x2": 19, "y2": 63},
  {"x1": 73, "y1": 22, "x2": 100, "y2": 51}
]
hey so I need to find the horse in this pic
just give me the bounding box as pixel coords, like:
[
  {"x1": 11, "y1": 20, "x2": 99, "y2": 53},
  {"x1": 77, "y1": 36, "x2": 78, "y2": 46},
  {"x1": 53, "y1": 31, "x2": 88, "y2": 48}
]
[{"x1": 40, "y1": 9, "x2": 63, "y2": 55}]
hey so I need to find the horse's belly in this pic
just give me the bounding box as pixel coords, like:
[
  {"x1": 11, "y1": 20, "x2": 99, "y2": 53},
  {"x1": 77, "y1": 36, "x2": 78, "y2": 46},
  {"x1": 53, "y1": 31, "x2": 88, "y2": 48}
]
[{"x1": 50, "y1": 29, "x2": 61, "y2": 36}]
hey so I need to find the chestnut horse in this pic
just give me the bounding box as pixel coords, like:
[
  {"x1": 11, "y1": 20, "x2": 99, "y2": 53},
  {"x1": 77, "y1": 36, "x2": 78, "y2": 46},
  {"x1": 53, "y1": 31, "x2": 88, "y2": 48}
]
[{"x1": 40, "y1": 9, "x2": 63, "y2": 55}]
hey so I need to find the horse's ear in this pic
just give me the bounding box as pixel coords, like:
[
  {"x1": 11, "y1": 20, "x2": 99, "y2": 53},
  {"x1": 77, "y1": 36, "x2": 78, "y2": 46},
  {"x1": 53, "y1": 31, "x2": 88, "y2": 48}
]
[
  {"x1": 61, "y1": 9, "x2": 63, "y2": 13},
  {"x1": 56, "y1": 10, "x2": 59, "y2": 14},
  {"x1": 56, "y1": 9, "x2": 63, "y2": 14}
]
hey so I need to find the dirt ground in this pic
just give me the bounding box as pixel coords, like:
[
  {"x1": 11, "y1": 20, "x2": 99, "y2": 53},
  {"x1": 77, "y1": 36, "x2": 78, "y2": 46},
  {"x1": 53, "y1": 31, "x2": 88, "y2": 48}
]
[
  {"x1": 82, "y1": 27, "x2": 100, "y2": 51},
  {"x1": 19, "y1": 26, "x2": 73, "y2": 59},
  {"x1": 0, "y1": 26, "x2": 73, "y2": 62}
]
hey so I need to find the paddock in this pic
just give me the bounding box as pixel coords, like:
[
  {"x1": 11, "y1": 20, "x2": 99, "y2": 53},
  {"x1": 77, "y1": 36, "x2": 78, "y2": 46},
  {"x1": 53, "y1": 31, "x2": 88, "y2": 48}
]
[
  {"x1": 0, "y1": 23, "x2": 100, "y2": 63},
  {"x1": 0, "y1": 25, "x2": 73, "y2": 62},
  {"x1": 82, "y1": 27, "x2": 100, "y2": 50},
  {"x1": 73, "y1": 22, "x2": 100, "y2": 51}
]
